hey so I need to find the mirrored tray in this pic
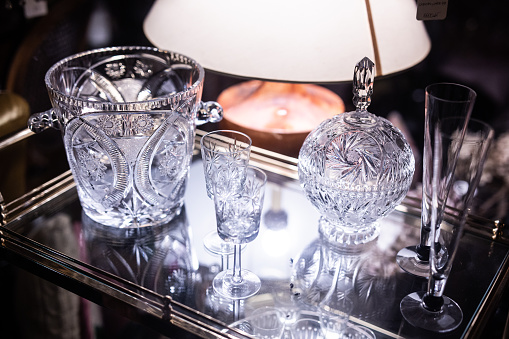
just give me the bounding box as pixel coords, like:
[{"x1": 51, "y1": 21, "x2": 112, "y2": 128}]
[{"x1": 0, "y1": 129, "x2": 507, "y2": 339}]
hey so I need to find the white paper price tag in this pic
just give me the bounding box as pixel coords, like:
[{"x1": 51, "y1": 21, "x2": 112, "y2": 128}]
[
  {"x1": 24, "y1": 0, "x2": 48, "y2": 19},
  {"x1": 416, "y1": 0, "x2": 448, "y2": 21}
]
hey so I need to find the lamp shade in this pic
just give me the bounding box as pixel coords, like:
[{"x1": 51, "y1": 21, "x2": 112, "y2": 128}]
[{"x1": 143, "y1": 0, "x2": 431, "y2": 82}]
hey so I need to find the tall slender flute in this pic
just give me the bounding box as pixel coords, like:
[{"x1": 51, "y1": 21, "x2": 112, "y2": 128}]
[
  {"x1": 396, "y1": 83, "x2": 476, "y2": 277},
  {"x1": 400, "y1": 118, "x2": 494, "y2": 333}
]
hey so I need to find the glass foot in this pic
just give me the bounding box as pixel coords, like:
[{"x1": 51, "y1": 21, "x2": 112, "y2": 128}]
[
  {"x1": 213, "y1": 269, "x2": 261, "y2": 300},
  {"x1": 396, "y1": 245, "x2": 429, "y2": 278},
  {"x1": 203, "y1": 231, "x2": 236, "y2": 255},
  {"x1": 400, "y1": 291, "x2": 463, "y2": 333}
]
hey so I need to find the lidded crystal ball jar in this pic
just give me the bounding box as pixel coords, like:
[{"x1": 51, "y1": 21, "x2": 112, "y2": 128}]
[{"x1": 298, "y1": 57, "x2": 415, "y2": 246}]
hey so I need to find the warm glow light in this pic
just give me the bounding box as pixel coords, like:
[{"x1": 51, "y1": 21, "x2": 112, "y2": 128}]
[
  {"x1": 217, "y1": 80, "x2": 345, "y2": 156},
  {"x1": 218, "y1": 81, "x2": 344, "y2": 134},
  {"x1": 143, "y1": 0, "x2": 431, "y2": 156},
  {"x1": 276, "y1": 109, "x2": 288, "y2": 117}
]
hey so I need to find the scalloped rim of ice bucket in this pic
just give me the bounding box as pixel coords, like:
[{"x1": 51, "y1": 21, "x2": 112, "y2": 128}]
[{"x1": 44, "y1": 46, "x2": 205, "y2": 112}]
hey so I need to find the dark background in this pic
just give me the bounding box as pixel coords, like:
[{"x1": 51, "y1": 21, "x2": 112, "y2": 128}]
[{"x1": 1, "y1": 0, "x2": 509, "y2": 129}]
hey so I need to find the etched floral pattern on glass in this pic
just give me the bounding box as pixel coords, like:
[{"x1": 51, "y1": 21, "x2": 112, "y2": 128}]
[{"x1": 200, "y1": 131, "x2": 252, "y2": 199}]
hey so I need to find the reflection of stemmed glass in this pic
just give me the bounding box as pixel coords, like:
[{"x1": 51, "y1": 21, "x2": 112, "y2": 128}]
[
  {"x1": 201, "y1": 130, "x2": 252, "y2": 259},
  {"x1": 292, "y1": 317, "x2": 374, "y2": 339},
  {"x1": 317, "y1": 253, "x2": 375, "y2": 339},
  {"x1": 400, "y1": 118, "x2": 494, "y2": 333},
  {"x1": 228, "y1": 307, "x2": 285, "y2": 339},
  {"x1": 292, "y1": 319, "x2": 324, "y2": 339},
  {"x1": 212, "y1": 166, "x2": 267, "y2": 299},
  {"x1": 396, "y1": 83, "x2": 476, "y2": 277},
  {"x1": 318, "y1": 292, "x2": 353, "y2": 339}
]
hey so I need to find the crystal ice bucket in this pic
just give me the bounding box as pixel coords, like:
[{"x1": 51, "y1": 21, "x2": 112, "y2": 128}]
[{"x1": 28, "y1": 46, "x2": 222, "y2": 227}]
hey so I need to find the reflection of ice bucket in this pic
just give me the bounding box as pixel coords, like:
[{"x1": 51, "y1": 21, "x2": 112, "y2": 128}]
[
  {"x1": 28, "y1": 46, "x2": 222, "y2": 227},
  {"x1": 81, "y1": 206, "x2": 198, "y2": 303}
]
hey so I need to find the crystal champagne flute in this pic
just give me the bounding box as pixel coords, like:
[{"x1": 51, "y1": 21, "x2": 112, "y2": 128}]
[
  {"x1": 396, "y1": 83, "x2": 476, "y2": 277},
  {"x1": 400, "y1": 118, "x2": 494, "y2": 332}
]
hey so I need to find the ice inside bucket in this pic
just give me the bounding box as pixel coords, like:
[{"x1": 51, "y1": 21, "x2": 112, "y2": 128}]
[{"x1": 29, "y1": 46, "x2": 222, "y2": 228}]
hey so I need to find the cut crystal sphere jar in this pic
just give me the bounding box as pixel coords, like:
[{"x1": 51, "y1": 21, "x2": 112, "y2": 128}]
[
  {"x1": 299, "y1": 109, "x2": 415, "y2": 245},
  {"x1": 298, "y1": 57, "x2": 414, "y2": 246},
  {"x1": 299, "y1": 110, "x2": 415, "y2": 245}
]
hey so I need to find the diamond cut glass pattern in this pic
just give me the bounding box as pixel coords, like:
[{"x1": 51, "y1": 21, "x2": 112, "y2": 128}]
[
  {"x1": 325, "y1": 131, "x2": 382, "y2": 184},
  {"x1": 298, "y1": 58, "x2": 415, "y2": 246},
  {"x1": 28, "y1": 46, "x2": 224, "y2": 228},
  {"x1": 299, "y1": 112, "x2": 415, "y2": 246}
]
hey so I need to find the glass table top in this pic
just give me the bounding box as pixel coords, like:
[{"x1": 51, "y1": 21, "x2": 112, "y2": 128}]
[{"x1": 1, "y1": 131, "x2": 508, "y2": 339}]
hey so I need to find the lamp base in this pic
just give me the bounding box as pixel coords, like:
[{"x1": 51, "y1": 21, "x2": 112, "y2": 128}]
[{"x1": 218, "y1": 80, "x2": 344, "y2": 157}]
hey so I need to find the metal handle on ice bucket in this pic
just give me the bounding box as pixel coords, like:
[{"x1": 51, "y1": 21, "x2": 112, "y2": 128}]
[
  {"x1": 27, "y1": 101, "x2": 223, "y2": 133},
  {"x1": 27, "y1": 109, "x2": 61, "y2": 133},
  {"x1": 196, "y1": 101, "x2": 223, "y2": 125}
]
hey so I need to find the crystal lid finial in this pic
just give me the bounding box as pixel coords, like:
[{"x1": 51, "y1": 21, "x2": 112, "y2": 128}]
[{"x1": 353, "y1": 57, "x2": 375, "y2": 111}]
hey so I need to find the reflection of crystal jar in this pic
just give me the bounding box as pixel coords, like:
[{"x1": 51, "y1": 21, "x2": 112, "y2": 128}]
[
  {"x1": 290, "y1": 237, "x2": 372, "y2": 308},
  {"x1": 298, "y1": 57, "x2": 414, "y2": 246},
  {"x1": 290, "y1": 235, "x2": 397, "y2": 322},
  {"x1": 352, "y1": 248, "x2": 398, "y2": 320}
]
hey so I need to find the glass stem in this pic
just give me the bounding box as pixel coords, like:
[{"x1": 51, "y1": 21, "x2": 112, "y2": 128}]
[
  {"x1": 232, "y1": 244, "x2": 243, "y2": 284},
  {"x1": 418, "y1": 217, "x2": 444, "y2": 262},
  {"x1": 424, "y1": 274, "x2": 446, "y2": 312},
  {"x1": 233, "y1": 300, "x2": 240, "y2": 322},
  {"x1": 422, "y1": 292, "x2": 444, "y2": 312},
  {"x1": 416, "y1": 231, "x2": 431, "y2": 262},
  {"x1": 417, "y1": 239, "x2": 442, "y2": 263}
]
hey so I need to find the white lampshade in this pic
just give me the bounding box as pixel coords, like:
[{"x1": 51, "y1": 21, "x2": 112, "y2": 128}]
[{"x1": 143, "y1": 0, "x2": 431, "y2": 83}]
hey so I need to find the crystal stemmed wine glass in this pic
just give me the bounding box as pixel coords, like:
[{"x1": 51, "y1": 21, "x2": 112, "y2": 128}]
[
  {"x1": 396, "y1": 83, "x2": 476, "y2": 277},
  {"x1": 400, "y1": 118, "x2": 494, "y2": 333},
  {"x1": 201, "y1": 130, "x2": 252, "y2": 259},
  {"x1": 212, "y1": 166, "x2": 267, "y2": 299}
]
